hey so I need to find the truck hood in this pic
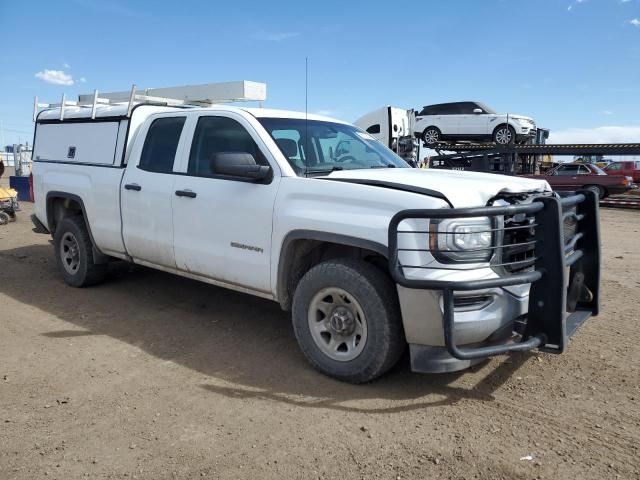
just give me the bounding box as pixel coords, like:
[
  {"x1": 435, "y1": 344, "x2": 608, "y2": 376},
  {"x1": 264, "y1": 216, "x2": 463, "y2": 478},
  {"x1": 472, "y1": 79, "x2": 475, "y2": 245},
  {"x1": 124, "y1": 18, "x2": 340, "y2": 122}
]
[{"x1": 325, "y1": 168, "x2": 551, "y2": 207}]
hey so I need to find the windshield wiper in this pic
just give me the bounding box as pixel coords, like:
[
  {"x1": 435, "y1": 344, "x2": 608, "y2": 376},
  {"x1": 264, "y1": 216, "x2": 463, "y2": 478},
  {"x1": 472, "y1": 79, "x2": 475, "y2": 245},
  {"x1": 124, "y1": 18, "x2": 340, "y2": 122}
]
[
  {"x1": 370, "y1": 164, "x2": 397, "y2": 168},
  {"x1": 304, "y1": 166, "x2": 344, "y2": 177}
]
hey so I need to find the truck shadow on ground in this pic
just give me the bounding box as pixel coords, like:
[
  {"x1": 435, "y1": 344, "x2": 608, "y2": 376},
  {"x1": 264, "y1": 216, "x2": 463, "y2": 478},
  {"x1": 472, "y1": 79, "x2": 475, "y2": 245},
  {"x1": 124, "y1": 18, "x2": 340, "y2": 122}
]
[{"x1": 1, "y1": 244, "x2": 532, "y2": 414}]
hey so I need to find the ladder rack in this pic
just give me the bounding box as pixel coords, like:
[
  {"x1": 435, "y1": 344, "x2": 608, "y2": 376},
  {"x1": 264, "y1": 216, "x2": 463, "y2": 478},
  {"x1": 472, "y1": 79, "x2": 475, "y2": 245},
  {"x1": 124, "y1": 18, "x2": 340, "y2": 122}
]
[{"x1": 33, "y1": 81, "x2": 267, "y2": 122}]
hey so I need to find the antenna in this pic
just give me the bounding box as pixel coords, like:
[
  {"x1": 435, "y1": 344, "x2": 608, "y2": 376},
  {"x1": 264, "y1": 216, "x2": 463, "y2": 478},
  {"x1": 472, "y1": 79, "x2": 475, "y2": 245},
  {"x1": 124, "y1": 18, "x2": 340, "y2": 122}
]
[
  {"x1": 304, "y1": 57, "x2": 309, "y2": 176},
  {"x1": 305, "y1": 57, "x2": 308, "y2": 121}
]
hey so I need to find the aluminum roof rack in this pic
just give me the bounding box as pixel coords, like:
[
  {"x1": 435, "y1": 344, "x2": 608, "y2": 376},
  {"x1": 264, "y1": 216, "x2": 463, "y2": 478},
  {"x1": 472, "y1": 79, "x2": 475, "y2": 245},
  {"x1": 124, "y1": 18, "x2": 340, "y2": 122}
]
[{"x1": 34, "y1": 80, "x2": 267, "y2": 121}]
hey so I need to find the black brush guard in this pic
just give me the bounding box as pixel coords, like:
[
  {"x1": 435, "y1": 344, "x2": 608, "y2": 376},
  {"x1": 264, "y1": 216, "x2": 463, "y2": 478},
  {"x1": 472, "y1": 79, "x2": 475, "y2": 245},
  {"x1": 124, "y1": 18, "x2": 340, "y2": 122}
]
[{"x1": 388, "y1": 190, "x2": 600, "y2": 360}]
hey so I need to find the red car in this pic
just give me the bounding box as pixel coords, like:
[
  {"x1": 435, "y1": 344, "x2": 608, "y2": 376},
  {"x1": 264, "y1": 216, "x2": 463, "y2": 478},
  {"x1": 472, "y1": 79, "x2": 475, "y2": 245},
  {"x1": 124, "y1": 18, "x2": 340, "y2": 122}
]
[
  {"x1": 604, "y1": 160, "x2": 640, "y2": 184},
  {"x1": 526, "y1": 163, "x2": 632, "y2": 199}
]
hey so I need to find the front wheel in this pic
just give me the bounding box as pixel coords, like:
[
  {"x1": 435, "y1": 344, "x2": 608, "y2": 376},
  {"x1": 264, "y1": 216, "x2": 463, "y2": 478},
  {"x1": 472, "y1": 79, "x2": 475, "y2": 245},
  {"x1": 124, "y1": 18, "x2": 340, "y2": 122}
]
[
  {"x1": 292, "y1": 258, "x2": 405, "y2": 383},
  {"x1": 53, "y1": 216, "x2": 107, "y2": 287},
  {"x1": 493, "y1": 125, "x2": 516, "y2": 145}
]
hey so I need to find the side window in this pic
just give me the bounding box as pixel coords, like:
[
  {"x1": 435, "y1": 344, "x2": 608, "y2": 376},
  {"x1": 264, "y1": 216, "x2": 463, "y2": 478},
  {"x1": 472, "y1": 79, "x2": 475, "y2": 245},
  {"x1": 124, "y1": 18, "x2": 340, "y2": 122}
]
[
  {"x1": 420, "y1": 106, "x2": 438, "y2": 116},
  {"x1": 139, "y1": 117, "x2": 186, "y2": 173},
  {"x1": 578, "y1": 165, "x2": 591, "y2": 174},
  {"x1": 606, "y1": 163, "x2": 621, "y2": 171},
  {"x1": 188, "y1": 116, "x2": 267, "y2": 177},
  {"x1": 458, "y1": 102, "x2": 478, "y2": 114},
  {"x1": 366, "y1": 124, "x2": 381, "y2": 134},
  {"x1": 556, "y1": 165, "x2": 579, "y2": 176},
  {"x1": 440, "y1": 103, "x2": 461, "y2": 115}
]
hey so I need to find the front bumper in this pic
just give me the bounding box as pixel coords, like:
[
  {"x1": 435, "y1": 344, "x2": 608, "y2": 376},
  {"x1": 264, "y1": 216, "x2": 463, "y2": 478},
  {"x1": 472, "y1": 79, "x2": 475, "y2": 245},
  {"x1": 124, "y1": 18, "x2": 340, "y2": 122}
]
[{"x1": 389, "y1": 191, "x2": 600, "y2": 366}]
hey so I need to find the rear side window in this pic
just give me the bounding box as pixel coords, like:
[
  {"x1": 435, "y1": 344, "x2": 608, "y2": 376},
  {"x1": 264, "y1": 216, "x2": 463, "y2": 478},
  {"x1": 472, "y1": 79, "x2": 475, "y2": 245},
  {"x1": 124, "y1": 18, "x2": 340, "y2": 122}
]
[
  {"x1": 139, "y1": 117, "x2": 186, "y2": 173},
  {"x1": 606, "y1": 163, "x2": 621, "y2": 171},
  {"x1": 188, "y1": 116, "x2": 267, "y2": 177},
  {"x1": 556, "y1": 165, "x2": 580, "y2": 175},
  {"x1": 366, "y1": 124, "x2": 381, "y2": 134},
  {"x1": 419, "y1": 105, "x2": 440, "y2": 116}
]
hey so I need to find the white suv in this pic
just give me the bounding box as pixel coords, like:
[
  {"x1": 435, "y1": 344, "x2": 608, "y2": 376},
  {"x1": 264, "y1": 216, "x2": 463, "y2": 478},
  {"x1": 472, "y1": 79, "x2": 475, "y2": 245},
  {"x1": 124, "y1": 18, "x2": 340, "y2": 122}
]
[{"x1": 414, "y1": 101, "x2": 536, "y2": 146}]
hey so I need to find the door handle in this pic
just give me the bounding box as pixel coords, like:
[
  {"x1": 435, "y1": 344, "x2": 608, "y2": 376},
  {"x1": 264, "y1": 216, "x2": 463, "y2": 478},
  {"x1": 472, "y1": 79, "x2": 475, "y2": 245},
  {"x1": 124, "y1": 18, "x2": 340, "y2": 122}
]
[
  {"x1": 175, "y1": 189, "x2": 197, "y2": 198},
  {"x1": 124, "y1": 183, "x2": 142, "y2": 191}
]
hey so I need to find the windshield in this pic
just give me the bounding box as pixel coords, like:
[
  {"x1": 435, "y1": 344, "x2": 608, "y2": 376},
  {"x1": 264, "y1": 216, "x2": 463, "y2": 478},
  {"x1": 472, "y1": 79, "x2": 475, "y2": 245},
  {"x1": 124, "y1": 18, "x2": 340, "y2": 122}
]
[{"x1": 258, "y1": 118, "x2": 409, "y2": 176}]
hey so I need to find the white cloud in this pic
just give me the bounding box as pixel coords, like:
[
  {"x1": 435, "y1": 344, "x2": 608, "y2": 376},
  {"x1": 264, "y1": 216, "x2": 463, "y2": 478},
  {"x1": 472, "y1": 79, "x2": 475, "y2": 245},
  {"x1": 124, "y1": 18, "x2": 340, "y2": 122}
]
[
  {"x1": 34, "y1": 69, "x2": 74, "y2": 86},
  {"x1": 252, "y1": 31, "x2": 300, "y2": 42},
  {"x1": 79, "y1": 77, "x2": 87, "y2": 83},
  {"x1": 601, "y1": 110, "x2": 614, "y2": 115},
  {"x1": 63, "y1": 62, "x2": 71, "y2": 69},
  {"x1": 631, "y1": 18, "x2": 640, "y2": 27},
  {"x1": 549, "y1": 126, "x2": 640, "y2": 144},
  {"x1": 315, "y1": 110, "x2": 334, "y2": 116},
  {"x1": 568, "y1": 0, "x2": 586, "y2": 11}
]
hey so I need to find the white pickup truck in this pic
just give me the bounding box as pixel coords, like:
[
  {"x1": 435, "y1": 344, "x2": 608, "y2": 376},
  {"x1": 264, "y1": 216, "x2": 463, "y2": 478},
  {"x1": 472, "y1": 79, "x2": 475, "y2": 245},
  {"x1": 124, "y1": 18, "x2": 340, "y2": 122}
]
[{"x1": 31, "y1": 86, "x2": 601, "y2": 383}]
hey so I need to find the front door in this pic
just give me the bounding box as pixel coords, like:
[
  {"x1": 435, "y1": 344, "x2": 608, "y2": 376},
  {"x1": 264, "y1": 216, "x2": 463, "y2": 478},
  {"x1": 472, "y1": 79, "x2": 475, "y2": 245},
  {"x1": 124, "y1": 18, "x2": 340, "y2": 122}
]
[
  {"x1": 457, "y1": 102, "x2": 489, "y2": 136},
  {"x1": 171, "y1": 112, "x2": 280, "y2": 294},
  {"x1": 121, "y1": 115, "x2": 187, "y2": 267}
]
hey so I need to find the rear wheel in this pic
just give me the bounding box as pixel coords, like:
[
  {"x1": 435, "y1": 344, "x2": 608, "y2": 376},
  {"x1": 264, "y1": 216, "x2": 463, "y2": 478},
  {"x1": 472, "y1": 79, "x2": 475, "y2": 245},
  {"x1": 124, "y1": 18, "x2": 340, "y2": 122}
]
[
  {"x1": 0, "y1": 212, "x2": 9, "y2": 225},
  {"x1": 422, "y1": 127, "x2": 441, "y2": 145},
  {"x1": 585, "y1": 185, "x2": 605, "y2": 200},
  {"x1": 292, "y1": 258, "x2": 405, "y2": 383},
  {"x1": 53, "y1": 216, "x2": 107, "y2": 287},
  {"x1": 493, "y1": 125, "x2": 516, "y2": 145}
]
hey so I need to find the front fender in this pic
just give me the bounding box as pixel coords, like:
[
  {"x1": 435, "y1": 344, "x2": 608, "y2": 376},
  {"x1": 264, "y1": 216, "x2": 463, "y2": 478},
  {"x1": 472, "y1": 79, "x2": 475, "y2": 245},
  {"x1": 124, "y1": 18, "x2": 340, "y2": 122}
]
[{"x1": 270, "y1": 176, "x2": 448, "y2": 299}]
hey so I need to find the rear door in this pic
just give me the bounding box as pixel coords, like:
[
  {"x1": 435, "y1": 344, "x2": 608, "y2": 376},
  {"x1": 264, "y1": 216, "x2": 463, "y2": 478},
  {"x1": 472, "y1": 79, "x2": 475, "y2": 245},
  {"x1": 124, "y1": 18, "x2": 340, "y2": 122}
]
[
  {"x1": 121, "y1": 114, "x2": 187, "y2": 267},
  {"x1": 434, "y1": 103, "x2": 460, "y2": 136},
  {"x1": 171, "y1": 111, "x2": 280, "y2": 293}
]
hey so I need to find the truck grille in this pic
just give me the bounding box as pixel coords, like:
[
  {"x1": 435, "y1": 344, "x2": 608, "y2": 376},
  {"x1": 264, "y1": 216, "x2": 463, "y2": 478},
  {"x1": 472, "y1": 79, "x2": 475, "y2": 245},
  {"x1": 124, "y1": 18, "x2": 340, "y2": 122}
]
[
  {"x1": 500, "y1": 196, "x2": 579, "y2": 274},
  {"x1": 501, "y1": 211, "x2": 537, "y2": 273}
]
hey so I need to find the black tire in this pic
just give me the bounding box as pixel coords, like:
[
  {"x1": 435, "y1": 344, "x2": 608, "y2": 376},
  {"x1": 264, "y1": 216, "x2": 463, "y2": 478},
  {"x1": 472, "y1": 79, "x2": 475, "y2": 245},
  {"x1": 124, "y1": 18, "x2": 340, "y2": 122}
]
[
  {"x1": 0, "y1": 212, "x2": 9, "y2": 225},
  {"x1": 292, "y1": 258, "x2": 405, "y2": 383},
  {"x1": 493, "y1": 125, "x2": 516, "y2": 145},
  {"x1": 422, "y1": 127, "x2": 441, "y2": 145},
  {"x1": 53, "y1": 216, "x2": 107, "y2": 287},
  {"x1": 585, "y1": 185, "x2": 605, "y2": 200}
]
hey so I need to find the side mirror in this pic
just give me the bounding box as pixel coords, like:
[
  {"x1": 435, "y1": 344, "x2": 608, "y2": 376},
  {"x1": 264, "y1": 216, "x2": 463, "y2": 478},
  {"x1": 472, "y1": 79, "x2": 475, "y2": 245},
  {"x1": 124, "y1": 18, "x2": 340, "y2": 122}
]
[
  {"x1": 473, "y1": 108, "x2": 483, "y2": 114},
  {"x1": 210, "y1": 152, "x2": 271, "y2": 181}
]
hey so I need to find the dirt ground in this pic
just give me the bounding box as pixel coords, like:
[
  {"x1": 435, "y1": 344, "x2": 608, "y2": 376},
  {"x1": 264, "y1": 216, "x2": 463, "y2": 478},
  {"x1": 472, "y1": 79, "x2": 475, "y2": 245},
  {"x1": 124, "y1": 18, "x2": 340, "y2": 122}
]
[{"x1": 1, "y1": 202, "x2": 639, "y2": 480}]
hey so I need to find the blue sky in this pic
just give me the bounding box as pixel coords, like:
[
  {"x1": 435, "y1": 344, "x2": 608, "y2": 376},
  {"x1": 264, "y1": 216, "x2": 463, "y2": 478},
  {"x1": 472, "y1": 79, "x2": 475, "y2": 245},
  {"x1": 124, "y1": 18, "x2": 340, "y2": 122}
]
[{"x1": 1, "y1": 0, "x2": 639, "y2": 146}]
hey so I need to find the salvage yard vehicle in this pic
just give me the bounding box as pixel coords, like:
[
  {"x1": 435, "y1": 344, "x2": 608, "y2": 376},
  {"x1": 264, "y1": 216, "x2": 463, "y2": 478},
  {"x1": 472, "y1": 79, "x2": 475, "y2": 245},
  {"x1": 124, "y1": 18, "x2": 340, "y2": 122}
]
[
  {"x1": 31, "y1": 82, "x2": 600, "y2": 383},
  {"x1": 604, "y1": 160, "x2": 640, "y2": 184},
  {"x1": 527, "y1": 163, "x2": 633, "y2": 199},
  {"x1": 415, "y1": 101, "x2": 537, "y2": 146}
]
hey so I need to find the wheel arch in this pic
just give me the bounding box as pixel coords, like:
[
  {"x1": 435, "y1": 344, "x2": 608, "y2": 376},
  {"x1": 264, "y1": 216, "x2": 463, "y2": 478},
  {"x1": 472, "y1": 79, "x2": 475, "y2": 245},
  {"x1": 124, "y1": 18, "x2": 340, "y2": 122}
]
[
  {"x1": 276, "y1": 230, "x2": 389, "y2": 311},
  {"x1": 492, "y1": 122, "x2": 515, "y2": 135},
  {"x1": 583, "y1": 184, "x2": 607, "y2": 199},
  {"x1": 422, "y1": 125, "x2": 441, "y2": 135},
  {"x1": 45, "y1": 191, "x2": 107, "y2": 260}
]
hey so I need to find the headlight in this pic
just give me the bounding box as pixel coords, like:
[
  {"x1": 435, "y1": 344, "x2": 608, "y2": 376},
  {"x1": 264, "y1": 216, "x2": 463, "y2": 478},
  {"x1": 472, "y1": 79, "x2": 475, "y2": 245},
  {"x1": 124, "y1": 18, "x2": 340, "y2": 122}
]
[{"x1": 429, "y1": 217, "x2": 494, "y2": 263}]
